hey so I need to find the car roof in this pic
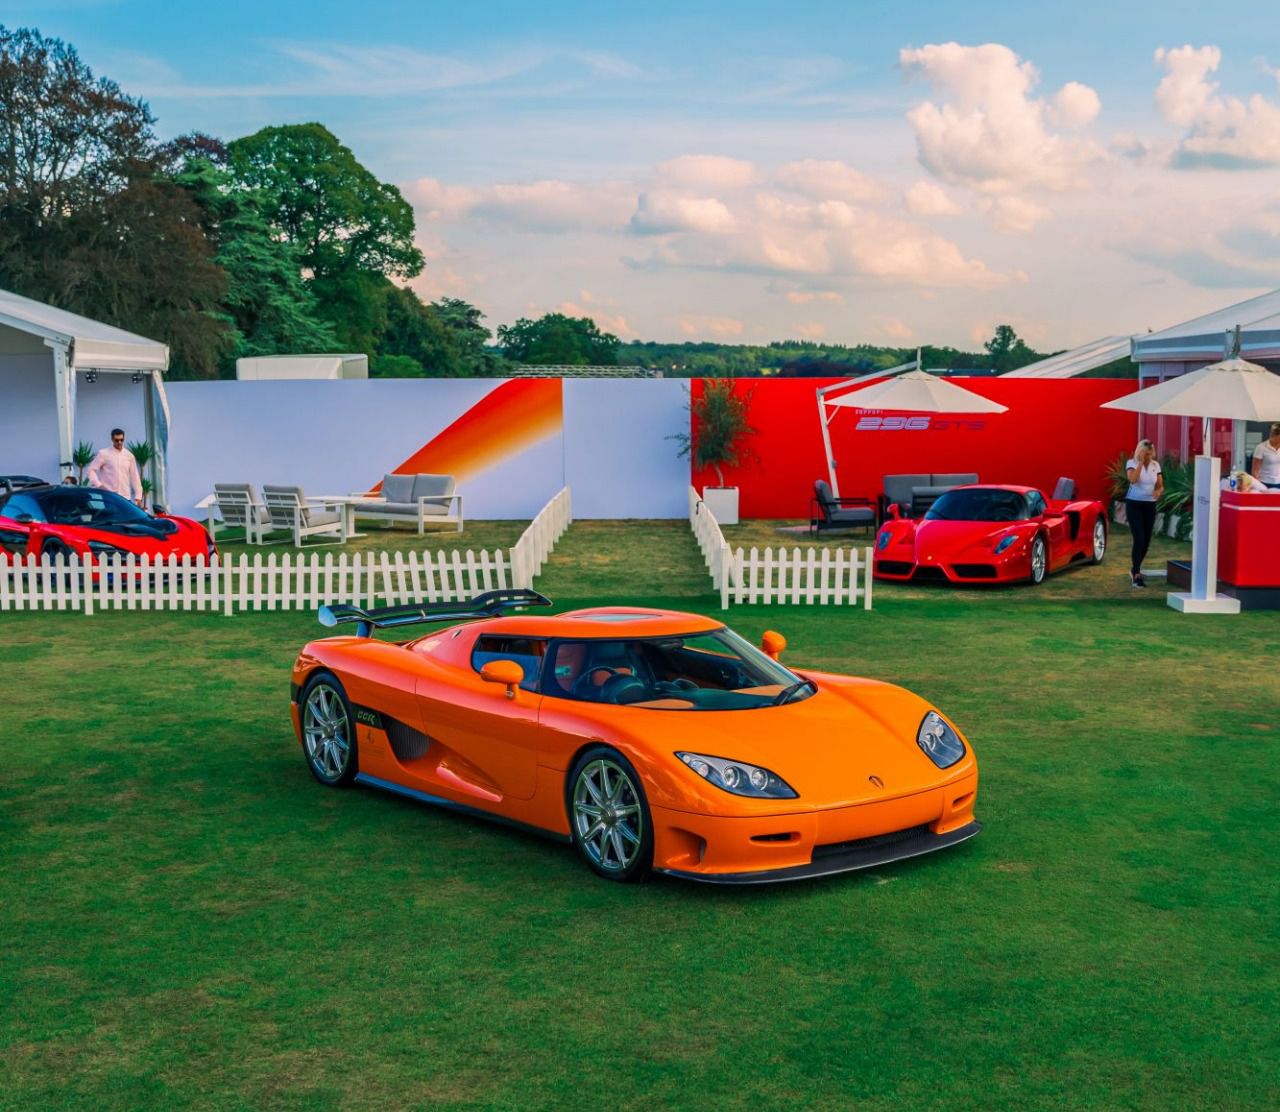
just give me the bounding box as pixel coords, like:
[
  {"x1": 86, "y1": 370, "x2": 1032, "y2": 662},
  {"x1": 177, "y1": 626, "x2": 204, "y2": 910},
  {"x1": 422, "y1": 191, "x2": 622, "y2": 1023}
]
[{"x1": 466, "y1": 606, "x2": 724, "y2": 640}]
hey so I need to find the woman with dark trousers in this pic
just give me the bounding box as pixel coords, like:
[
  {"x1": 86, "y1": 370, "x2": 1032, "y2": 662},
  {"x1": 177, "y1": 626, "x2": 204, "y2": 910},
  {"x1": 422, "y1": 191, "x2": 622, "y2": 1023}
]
[{"x1": 1124, "y1": 438, "x2": 1164, "y2": 588}]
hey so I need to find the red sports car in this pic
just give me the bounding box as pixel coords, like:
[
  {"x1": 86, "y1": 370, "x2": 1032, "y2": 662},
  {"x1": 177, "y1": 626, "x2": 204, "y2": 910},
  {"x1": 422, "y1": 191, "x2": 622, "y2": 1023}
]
[
  {"x1": 0, "y1": 482, "x2": 214, "y2": 565},
  {"x1": 873, "y1": 484, "x2": 1107, "y2": 585}
]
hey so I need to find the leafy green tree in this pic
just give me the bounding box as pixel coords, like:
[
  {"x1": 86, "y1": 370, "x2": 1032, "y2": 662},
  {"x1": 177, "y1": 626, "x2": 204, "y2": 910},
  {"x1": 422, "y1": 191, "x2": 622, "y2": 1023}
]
[
  {"x1": 983, "y1": 324, "x2": 1037, "y2": 373},
  {"x1": 0, "y1": 26, "x2": 230, "y2": 376},
  {"x1": 497, "y1": 313, "x2": 619, "y2": 366},
  {"x1": 434, "y1": 297, "x2": 503, "y2": 375},
  {"x1": 173, "y1": 153, "x2": 335, "y2": 368},
  {"x1": 226, "y1": 124, "x2": 423, "y2": 281}
]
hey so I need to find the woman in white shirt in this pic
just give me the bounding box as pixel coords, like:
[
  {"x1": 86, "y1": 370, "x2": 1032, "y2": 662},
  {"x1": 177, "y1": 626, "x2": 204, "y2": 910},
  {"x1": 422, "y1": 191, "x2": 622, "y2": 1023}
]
[
  {"x1": 1125, "y1": 438, "x2": 1164, "y2": 588},
  {"x1": 1251, "y1": 423, "x2": 1280, "y2": 489}
]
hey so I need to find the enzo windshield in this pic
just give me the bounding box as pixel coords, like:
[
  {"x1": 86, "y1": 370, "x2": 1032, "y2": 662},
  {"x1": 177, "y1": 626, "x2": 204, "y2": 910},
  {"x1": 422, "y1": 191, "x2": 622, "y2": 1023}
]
[
  {"x1": 545, "y1": 627, "x2": 813, "y2": 710},
  {"x1": 926, "y1": 488, "x2": 1029, "y2": 523},
  {"x1": 35, "y1": 488, "x2": 152, "y2": 527}
]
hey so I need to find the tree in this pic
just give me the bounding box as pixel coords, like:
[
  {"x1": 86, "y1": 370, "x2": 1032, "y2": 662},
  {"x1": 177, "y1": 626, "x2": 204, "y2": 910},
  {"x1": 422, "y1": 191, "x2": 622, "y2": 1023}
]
[
  {"x1": 0, "y1": 26, "x2": 231, "y2": 376},
  {"x1": 226, "y1": 124, "x2": 423, "y2": 281},
  {"x1": 983, "y1": 324, "x2": 1037, "y2": 373},
  {"x1": 434, "y1": 297, "x2": 502, "y2": 375},
  {"x1": 173, "y1": 154, "x2": 335, "y2": 366},
  {"x1": 497, "y1": 313, "x2": 619, "y2": 366},
  {"x1": 672, "y1": 379, "x2": 758, "y2": 487}
]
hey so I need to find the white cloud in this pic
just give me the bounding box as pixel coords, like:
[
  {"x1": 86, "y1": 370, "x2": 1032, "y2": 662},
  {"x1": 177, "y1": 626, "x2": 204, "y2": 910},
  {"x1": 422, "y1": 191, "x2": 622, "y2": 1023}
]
[
  {"x1": 678, "y1": 315, "x2": 745, "y2": 338},
  {"x1": 879, "y1": 317, "x2": 914, "y2": 340},
  {"x1": 794, "y1": 321, "x2": 828, "y2": 340},
  {"x1": 558, "y1": 300, "x2": 634, "y2": 337},
  {"x1": 630, "y1": 191, "x2": 738, "y2": 235},
  {"x1": 408, "y1": 177, "x2": 632, "y2": 232},
  {"x1": 980, "y1": 195, "x2": 1053, "y2": 233},
  {"x1": 904, "y1": 180, "x2": 962, "y2": 215},
  {"x1": 785, "y1": 290, "x2": 844, "y2": 304},
  {"x1": 1154, "y1": 45, "x2": 1280, "y2": 168},
  {"x1": 655, "y1": 155, "x2": 757, "y2": 190},
  {"x1": 776, "y1": 160, "x2": 886, "y2": 202},
  {"x1": 899, "y1": 42, "x2": 1103, "y2": 193},
  {"x1": 407, "y1": 178, "x2": 481, "y2": 221}
]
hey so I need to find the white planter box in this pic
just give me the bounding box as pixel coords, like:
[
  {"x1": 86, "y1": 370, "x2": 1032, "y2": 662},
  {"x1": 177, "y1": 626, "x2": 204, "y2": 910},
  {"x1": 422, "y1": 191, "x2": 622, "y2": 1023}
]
[{"x1": 703, "y1": 486, "x2": 739, "y2": 526}]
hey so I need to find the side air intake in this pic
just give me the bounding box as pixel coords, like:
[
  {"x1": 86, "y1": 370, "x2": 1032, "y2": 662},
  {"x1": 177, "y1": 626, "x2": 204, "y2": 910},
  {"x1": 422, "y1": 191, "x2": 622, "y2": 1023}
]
[{"x1": 385, "y1": 717, "x2": 434, "y2": 762}]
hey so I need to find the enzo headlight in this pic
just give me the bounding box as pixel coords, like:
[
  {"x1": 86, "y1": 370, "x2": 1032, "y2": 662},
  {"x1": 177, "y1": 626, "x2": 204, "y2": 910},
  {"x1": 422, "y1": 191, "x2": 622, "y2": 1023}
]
[
  {"x1": 676, "y1": 752, "x2": 797, "y2": 799},
  {"x1": 876, "y1": 530, "x2": 892, "y2": 550},
  {"x1": 917, "y1": 711, "x2": 965, "y2": 769},
  {"x1": 994, "y1": 535, "x2": 1017, "y2": 554}
]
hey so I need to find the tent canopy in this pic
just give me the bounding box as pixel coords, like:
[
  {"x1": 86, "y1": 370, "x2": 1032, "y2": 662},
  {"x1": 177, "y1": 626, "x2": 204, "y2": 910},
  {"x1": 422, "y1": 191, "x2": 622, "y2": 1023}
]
[
  {"x1": 1000, "y1": 335, "x2": 1133, "y2": 378},
  {"x1": 0, "y1": 287, "x2": 168, "y2": 372},
  {"x1": 1132, "y1": 288, "x2": 1280, "y2": 364}
]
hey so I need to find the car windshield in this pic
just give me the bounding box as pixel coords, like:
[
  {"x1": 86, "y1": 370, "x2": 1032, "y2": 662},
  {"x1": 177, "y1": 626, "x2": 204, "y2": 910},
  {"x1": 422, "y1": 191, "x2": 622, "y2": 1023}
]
[
  {"x1": 32, "y1": 487, "x2": 153, "y2": 527},
  {"x1": 926, "y1": 488, "x2": 1029, "y2": 523},
  {"x1": 544, "y1": 627, "x2": 814, "y2": 710}
]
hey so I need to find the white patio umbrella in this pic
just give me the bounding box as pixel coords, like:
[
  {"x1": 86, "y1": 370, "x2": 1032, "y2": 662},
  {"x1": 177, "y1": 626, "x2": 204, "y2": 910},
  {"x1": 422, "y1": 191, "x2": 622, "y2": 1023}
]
[
  {"x1": 1101, "y1": 353, "x2": 1280, "y2": 614},
  {"x1": 818, "y1": 370, "x2": 1007, "y2": 497}
]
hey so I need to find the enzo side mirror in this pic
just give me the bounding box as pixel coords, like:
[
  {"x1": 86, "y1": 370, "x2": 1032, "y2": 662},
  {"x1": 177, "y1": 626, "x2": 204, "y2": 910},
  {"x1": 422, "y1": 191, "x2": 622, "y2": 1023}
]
[
  {"x1": 481, "y1": 659, "x2": 524, "y2": 699},
  {"x1": 14, "y1": 514, "x2": 33, "y2": 524},
  {"x1": 761, "y1": 630, "x2": 787, "y2": 661},
  {"x1": 886, "y1": 504, "x2": 900, "y2": 520}
]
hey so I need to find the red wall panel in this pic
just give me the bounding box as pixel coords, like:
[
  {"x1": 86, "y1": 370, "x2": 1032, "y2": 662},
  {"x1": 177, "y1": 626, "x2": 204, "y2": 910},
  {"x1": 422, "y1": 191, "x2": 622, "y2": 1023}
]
[{"x1": 690, "y1": 377, "x2": 1140, "y2": 518}]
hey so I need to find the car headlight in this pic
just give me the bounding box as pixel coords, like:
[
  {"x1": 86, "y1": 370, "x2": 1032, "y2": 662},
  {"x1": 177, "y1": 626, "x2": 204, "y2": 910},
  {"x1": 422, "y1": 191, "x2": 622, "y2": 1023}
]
[
  {"x1": 917, "y1": 711, "x2": 965, "y2": 769},
  {"x1": 876, "y1": 530, "x2": 892, "y2": 550},
  {"x1": 994, "y1": 535, "x2": 1017, "y2": 554},
  {"x1": 676, "y1": 752, "x2": 798, "y2": 799}
]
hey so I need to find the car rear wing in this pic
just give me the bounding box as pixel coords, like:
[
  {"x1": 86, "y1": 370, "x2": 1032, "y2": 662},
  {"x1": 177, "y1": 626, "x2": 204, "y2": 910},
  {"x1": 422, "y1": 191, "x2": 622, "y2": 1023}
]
[{"x1": 318, "y1": 588, "x2": 552, "y2": 637}]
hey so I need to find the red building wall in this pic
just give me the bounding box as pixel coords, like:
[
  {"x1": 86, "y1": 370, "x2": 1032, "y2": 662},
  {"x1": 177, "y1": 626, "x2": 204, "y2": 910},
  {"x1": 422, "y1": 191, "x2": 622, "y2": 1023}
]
[{"x1": 690, "y1": 377, "x2": 1140, "y2": 518}]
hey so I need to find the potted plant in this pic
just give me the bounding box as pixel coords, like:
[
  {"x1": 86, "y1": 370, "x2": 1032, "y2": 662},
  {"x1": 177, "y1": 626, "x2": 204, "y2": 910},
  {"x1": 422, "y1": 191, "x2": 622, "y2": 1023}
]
[
  {"x1": 673, "y1": 379, "x2": 757, "y2": 525},
  {"x1": 72, "y1": 440, "x2": 95, "y2": 485},
  {"x1": 1106, "y1": 451, "x2": 1130, "y2": 525},
  {"x1": 1158, "y1": 456, "x2": 1194, "y2": 541}
]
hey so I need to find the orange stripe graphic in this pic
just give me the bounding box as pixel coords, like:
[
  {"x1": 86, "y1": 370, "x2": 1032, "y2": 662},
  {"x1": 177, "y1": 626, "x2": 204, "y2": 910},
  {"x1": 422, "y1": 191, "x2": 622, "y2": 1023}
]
[{"x1": 379, "y1": 378, "x2": 563, "y2": 486}]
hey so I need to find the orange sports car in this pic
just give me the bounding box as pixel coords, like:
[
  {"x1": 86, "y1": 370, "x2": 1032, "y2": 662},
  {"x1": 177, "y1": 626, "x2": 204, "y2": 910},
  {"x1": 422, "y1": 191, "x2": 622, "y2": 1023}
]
[{"x1": 289, "y1": 590, "x2": 980, "y2": 884}]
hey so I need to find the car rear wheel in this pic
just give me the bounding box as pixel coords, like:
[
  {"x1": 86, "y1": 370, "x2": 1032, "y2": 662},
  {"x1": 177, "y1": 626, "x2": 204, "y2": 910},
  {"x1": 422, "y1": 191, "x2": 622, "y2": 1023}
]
[
  {"x1": 1089, "y1": 517, "x2": 1107, "y2": 564},
  {"x1": 301, "y1": 672, "x2": 358, "y2": 787},
  {"x1": 568, "y1": 747, "x2": 653, "y2": 882},
  {"x1": 1029, "y1": 534, "x2": 1048, "y2": 585}
]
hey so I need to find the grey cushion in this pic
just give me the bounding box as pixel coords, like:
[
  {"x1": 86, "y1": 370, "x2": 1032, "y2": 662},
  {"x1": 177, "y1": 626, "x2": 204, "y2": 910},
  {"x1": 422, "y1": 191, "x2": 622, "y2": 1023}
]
[
  {"x1": 353, "y1": 500, "x2": 417, "y2": 516},
  {"x1": 814, "y1": 479, "x2": 834, "y2": 505},
  {"x1": 931, "y1": 473, "x2": 977, "y2": 487},
  {"x1": 1052, "y1": 477, "x2": 1076, "y2": 500},
  {"x1": 306, "y1": 509, "x2": 342, "y2": 528},
  {"x1": 884, "y1": 473, "x2": 930, "y2": 507},
  {"x1": 382, "y1": 473, "x2": 414, "y2": 503},
  {"x1": 412, "y1": 474, "x2": 455, "y2": 500},
  {"x1": 829, "y1": 506, "x2": 875, "y2": 525}
]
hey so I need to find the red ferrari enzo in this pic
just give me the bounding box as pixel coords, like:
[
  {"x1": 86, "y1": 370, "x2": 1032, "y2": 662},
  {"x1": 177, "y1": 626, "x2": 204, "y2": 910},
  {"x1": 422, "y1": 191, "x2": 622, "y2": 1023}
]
[
  {"x1": 873, "y1": 484, "x2": 1107, "y2": 586},
  {"x1": 0, "y1": 482, "x2": 214, "y2": 564}
]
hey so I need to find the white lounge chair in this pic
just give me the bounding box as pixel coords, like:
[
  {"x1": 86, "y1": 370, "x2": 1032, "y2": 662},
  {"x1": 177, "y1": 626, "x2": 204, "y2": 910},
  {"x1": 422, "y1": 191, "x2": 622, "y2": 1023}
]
[
  {"x1": 261, "y1": 485, "x2": 349, "y2": 547},
  {"x1": 350, "y1": 473, "x2": 464, "y2": 534},
  {"x1": 208, "y1": 482, "x2": 270, "y2": 546}
]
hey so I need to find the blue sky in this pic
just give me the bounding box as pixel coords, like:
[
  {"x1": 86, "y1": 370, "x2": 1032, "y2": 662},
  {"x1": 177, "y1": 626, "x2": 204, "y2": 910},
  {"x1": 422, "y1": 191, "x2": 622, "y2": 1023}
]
[{"x1": 10, "y1": 1, "x2": 1280, "y2": 348}]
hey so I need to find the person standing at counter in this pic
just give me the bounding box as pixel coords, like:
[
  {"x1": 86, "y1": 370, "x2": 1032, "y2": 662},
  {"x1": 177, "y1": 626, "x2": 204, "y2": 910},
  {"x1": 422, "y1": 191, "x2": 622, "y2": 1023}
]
[
  {"x1": 1125, "y1": 439, "x2": 1164, "y2": 588},
  {"x1": 1251, "y1": 423, "x2": 1280, "y2": 489}
]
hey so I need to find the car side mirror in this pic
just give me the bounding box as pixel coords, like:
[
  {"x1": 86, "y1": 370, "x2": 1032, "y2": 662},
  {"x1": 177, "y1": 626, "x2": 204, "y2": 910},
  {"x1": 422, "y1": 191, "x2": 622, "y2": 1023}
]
[
  {"x1": 14, "y1": 514, "x2": 33, "y2": 524},
  {"x1": 886, "y1": 504, "x2": 900, "y2": 520},
  {"x1": 761, "y1": 630, "x2": 787, "y2": 660},
  {"x1": 481, "y1": 659, "x2": 524, "y2": 699}
]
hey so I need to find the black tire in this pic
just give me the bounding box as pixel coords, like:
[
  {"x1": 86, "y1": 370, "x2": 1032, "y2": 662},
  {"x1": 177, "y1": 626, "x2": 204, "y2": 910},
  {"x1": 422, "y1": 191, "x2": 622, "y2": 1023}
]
[
  {"x1": 567, "y1": 746, "x2": 654, "y2": 882},
  {"x1": 40, "y1": 538, "x2": 77, "y2": 585},
  {"x1": 299, "y1": 671, "x2": 359, "y2": 787},
  {"x1": 1088, "y1": 516, "x2": 1107, "y2": 565},
  {"x1": 1028, "y1": 533, "x2": 1048, "y2": 586}
]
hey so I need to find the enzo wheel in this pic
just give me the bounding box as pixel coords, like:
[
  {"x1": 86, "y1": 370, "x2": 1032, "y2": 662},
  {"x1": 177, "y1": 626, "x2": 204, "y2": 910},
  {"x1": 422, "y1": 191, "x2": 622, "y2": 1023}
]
[
  {"x1": 1089, "y1": 517, "x2": 1107, "y2": 564},
  {"x1": 568, "y1": 747, "x2": 653, "y2": 882},
  {"x1": 1029, "y1": 534, "x2": 1048, "y2": 585},
  {"x1": 301, "y1": 672, "x2": 358, "y2": 787}
]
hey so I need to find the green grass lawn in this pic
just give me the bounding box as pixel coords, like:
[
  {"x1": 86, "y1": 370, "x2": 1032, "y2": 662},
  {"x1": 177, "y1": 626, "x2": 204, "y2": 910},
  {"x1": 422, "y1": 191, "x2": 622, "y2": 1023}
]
[
  {"x1": 2, "y1": 520, "x2": 1276, "y2": 1109},
  {"x1": 212, "y1": 519, "x2": 529, "y2": 562}
]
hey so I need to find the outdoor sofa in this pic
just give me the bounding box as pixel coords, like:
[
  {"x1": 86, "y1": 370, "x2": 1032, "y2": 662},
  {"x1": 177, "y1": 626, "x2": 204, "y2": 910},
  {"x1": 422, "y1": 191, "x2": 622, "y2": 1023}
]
[
  {"x1": 351, "y1": 473, "x2": 464, "y2": 533},
  {"x1": 261, "y1": 485, "x2": 350, "y2": 547},
  {"x1": 881, "y1": 472, "x2": 978, "y2": 519}
]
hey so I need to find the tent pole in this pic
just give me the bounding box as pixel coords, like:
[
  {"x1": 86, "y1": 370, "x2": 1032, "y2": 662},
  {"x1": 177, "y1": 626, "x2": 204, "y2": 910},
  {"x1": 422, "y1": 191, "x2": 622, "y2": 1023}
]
[
  {"x1": 816, "y1": 387, "x2": 840, "y2": 498},
  {"x1": 48, "y1": 340, "x2": 75, "y2": 482}
]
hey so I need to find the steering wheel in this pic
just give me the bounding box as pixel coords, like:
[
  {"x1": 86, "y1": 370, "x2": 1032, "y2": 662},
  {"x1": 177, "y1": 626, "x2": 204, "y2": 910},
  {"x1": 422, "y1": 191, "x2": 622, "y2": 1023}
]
[
  {"x1": 601, "y1": 674, "x2": 648, "y2": 705},
  {"x1": 572, "y1": 666, "x2": 621, "y2": 700},
  {"x1": 657, "y1": 677, "x2": 698, "y2": 693}
]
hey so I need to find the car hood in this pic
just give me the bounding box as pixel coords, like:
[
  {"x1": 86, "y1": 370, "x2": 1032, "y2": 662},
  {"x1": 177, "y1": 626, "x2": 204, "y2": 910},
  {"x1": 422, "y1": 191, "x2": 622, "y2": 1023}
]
[
  {"x1": 904, "y1": 519, "x2": 1023, "y2": 562},
  {"x1": 602, "y1": 679, "x2": 969, "y2": 811},
  {"x1": 53, "y1": 515, "x2": 209, "y2": 555}
]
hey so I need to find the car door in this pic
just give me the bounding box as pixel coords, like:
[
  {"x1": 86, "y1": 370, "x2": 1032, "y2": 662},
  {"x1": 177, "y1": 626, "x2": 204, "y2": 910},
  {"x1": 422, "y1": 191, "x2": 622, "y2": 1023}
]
[
  {"x1": 1029, "y1": 490, "x2": 1071, "y2": 564},
  {"x1": 0, "y1": 493, "x2": 40, "y2": 559},
  {"x1": 412, "y1": 634, "x2": 546, "y2": 802}
]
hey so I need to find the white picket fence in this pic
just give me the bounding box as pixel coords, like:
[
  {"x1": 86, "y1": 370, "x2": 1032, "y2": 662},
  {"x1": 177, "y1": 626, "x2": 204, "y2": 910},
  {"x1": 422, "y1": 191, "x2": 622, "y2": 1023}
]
[
  {"x1": 0, "y1": 549, "x2": 513, "y2": 615},
  {"x1": 688, "y1": 486, "x2": 873, "y2": 610},
  {"x1": 510, "y1": 486, "x2": 572, "y2": 588}
]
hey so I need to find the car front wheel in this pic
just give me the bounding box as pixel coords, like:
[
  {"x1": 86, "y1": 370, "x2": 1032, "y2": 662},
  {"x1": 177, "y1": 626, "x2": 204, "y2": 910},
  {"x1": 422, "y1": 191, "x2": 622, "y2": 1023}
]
[
  {"x1": 568, "y1": 747, "x2": 654, "y2": 882},
  {"x1": 301, "y1": 672, "x2": 358, "y2": 787},
  {"x1": 1029, "y1": 534, "x2": 1048, "y2": 585}
]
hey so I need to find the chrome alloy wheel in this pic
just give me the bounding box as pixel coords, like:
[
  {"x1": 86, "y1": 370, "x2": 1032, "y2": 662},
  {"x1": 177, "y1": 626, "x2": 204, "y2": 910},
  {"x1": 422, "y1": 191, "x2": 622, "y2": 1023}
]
[
  {"x1": 1092, "y1": 518, "x2": 1107, "y2": 562},
  {"x1": 303, "y1": 683, "x2": 351, "y2": 782},
  {"x1": 572, "y1": 758, "x2": 644, "y2": 873},
  {"x1": 1030, "y1": 536, "x2": 1047, "y2": 584}
]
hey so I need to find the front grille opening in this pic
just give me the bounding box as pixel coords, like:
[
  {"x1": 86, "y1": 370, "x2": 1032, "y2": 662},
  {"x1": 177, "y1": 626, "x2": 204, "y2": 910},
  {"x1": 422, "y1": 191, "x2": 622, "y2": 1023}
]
[
  {"x1": 952, "y1": 792, "x2": 974, "y2": 809},
  {"x1": 386, "y1": 717, "x2": 433, "y2": 762},
  {"x1": 952, "y1": 564, "x2": 997, "y2": 579},
  {"x1": 750, "y1": 832, "x2": 799, "y2": 844},
  {"x1": 877, "y1": 561, "x2": 913, "y2": 576},
  {"x1": 812, "y1": 823, "x2": 932, "y2": 860},
  {"x1": 913, "y1": 567, "x2": 948, "y2": 583}
]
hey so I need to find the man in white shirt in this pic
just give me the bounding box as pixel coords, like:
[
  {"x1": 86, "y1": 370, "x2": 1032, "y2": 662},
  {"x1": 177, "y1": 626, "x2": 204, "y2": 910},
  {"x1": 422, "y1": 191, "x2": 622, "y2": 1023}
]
[
  {"x1": 1251, "y1": 423, "x2": 1280, "y2": 489},
  {"x1": 86, "y1": 428, "x2": 143, "y2": 505}
]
